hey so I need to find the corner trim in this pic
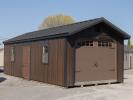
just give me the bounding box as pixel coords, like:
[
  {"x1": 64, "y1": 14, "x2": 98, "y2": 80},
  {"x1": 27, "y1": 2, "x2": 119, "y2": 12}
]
[{"x1": 64, "y1": 38, "x2": 68, "y2": 87}]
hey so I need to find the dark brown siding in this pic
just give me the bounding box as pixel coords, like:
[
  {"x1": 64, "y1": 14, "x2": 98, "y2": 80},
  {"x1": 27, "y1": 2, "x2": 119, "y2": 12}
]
[
  {"x1": 4, "y1": 45, "x2": 11, "y2": 75},
  {"x1": 66, "y1": 39, "x2": 75, "y2": 87},
  {"x1": 4, "y1": 38, "x2": 65, "y2": 86},
  {"x1": 4, "y1": 44, "x2": 22, "y2": 77},
  {"x1": 30, "y1": 38, "x2": 65, "y2": 86},
  {"x1": 117, "y1": 39, "x2": 124, "y2": 82}
]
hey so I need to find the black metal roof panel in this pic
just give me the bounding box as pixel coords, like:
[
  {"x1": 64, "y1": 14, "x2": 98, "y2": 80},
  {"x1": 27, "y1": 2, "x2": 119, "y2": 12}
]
[{"x1": 3, "y1": 17, "x2": 130, "y2": 44}]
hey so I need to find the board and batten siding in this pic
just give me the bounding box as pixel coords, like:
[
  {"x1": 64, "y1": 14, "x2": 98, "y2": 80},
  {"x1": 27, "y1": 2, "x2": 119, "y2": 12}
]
[
  {"x1": 4, "y1": 44, "x2": 23, "y2": 77},
  {"x1": 66, "y1": 39, "x2": 75, "y2": 87},
  {"x1": 4, "y1": 38, "x2": 66, "y2": 86},
  {"x1": 30, "y1": 38, "x2": 65, "y2": 86}
]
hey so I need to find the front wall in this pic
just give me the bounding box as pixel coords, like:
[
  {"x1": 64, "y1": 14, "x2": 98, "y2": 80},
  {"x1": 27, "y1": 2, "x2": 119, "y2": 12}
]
[
  {"x1": 4, "y1": 38, "x2": 65, "y2": 86},
  {"x1": 66, "y1": 24, "x2": 124, "y2": 86}
]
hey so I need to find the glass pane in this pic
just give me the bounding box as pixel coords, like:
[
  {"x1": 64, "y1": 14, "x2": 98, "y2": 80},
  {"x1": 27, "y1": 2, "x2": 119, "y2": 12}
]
[{"x1": 42, "y1": 41, "x2": 49, "y2": 64}]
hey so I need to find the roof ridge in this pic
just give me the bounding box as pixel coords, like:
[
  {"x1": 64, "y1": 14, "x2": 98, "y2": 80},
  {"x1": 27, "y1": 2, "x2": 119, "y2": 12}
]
[{"x1": 38, "y1": 17, "x2": 103, "y2": 31}]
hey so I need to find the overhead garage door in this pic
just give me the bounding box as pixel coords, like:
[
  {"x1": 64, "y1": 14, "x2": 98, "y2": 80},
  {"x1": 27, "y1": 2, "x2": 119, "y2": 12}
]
[{"x1": 75, "y1": 40, "x2": 117, "y2": 85}]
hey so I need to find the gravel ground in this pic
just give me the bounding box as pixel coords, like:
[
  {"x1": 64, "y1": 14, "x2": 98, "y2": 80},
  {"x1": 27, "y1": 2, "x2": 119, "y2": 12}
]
[{"x1": 0, "y1": 69, "x2": 133, "y2": 100}]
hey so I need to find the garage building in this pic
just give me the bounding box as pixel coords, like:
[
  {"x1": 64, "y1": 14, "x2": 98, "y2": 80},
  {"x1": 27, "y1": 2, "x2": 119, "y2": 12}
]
[{"x1": 3, "y1": 17, "x2": 130, "y2": 87}]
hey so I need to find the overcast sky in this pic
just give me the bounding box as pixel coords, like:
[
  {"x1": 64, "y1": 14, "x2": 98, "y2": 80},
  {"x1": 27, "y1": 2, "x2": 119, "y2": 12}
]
[{"x1": 0, "y1": 0, "x2": 132, "y2": 46}]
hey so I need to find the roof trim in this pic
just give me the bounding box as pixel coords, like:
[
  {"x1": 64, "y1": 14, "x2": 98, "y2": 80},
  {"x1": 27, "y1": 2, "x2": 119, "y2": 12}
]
[
  {"x1": 69, "y1": 17, "x2": 130, "y2": 39},
  {"x1": 4, "y1": 33, "x2": 68, "y2": 44}
]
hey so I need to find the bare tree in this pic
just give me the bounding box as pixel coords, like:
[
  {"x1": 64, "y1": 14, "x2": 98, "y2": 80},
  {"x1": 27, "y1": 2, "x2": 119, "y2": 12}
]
[{"x1": 38, "y1": 14, "x2": 75, "y2": 30}]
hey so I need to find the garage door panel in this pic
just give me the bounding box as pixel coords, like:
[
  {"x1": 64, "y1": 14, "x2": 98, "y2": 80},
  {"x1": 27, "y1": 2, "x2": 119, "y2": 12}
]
[{"x1": 75, "y1": 40, "x2": 117, "y2": 83}]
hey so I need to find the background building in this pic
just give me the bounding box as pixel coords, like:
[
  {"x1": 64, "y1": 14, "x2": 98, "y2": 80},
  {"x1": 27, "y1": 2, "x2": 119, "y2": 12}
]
[{"x1": 124, "y1": 46, "x2": 133, "y2": 69}]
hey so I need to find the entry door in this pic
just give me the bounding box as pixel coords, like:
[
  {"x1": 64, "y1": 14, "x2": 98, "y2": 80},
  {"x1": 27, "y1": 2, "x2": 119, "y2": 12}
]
[
  {"x1": 75, "y1": 40, "x2": 117, "y2": 83},
  {"x1": 22, "y1": 46, "x2": 30, "y2": 79}
]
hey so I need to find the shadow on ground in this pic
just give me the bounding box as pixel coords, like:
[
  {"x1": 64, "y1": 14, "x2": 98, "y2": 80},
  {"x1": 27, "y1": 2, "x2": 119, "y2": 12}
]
[
  {"x1": 0, "y1": 69, "x2": 4, "y2": 73},
  {"x1": 0, "y1": 77, "x2": 6, "y2": 82},
  {"x1": 0, "y1": 68, "x2": 6, "y2": 83}
]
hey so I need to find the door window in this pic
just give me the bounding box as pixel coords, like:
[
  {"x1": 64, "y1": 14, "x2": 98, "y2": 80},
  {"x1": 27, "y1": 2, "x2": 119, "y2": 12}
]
[
  {"x1": 98, "y1": 41, "x2": 112, "y2": 48},
  {"x1": 77, "y1": 40, "x2": 93, "y2": 47}
]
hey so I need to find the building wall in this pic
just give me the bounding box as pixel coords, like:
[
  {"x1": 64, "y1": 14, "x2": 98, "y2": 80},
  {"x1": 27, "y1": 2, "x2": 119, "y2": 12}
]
[
  {"x1": 30, "y1": 39, "x2": 65, "y2": 86},
  {"x1": 4, "y1": 38, "x2": 65, "y2": 86},
  {"x1": 124, "y1": 52, "x2": 133, "y2": 69},
  {"x1": 0, "y1": 49, "x2": 4, "y2": 67},
  {"x1": 4, "y1": 44, "x2": 23, "y2": 77},
  {"x1": 65, "y1": 23, "x2": 124, "y2": 86}
]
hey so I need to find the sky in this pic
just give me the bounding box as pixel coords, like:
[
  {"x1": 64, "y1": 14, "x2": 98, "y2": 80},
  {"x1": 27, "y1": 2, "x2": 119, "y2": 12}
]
[{"x1": 0, "y1": 0, "x2": 132, "y2": 47}]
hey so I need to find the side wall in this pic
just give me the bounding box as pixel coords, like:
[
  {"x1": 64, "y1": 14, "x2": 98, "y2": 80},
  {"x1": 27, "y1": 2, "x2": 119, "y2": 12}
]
[
  {"x1": 4, "y1": 44, "x2": 23, "y2": 77},
  {"x1": 4, "y1": 38, "x2": 65, "y2": 86},
  {"x1": 30, "y1": 39, "x2": 65, "y2": 86}
]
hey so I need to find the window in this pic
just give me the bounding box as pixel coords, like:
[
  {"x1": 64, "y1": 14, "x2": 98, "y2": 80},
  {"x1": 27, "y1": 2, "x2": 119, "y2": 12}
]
[
  {"x1": 10, "y1": 47, "x2": 15, "y2": 62},
  {"x1": 77, "y1": 40, "x2": 93, "y2": 47},
  {"x1": 42, "y1": 41, "x2": 48, "y2": 64},
  {"x1": 98, "y1": 41, "x2": 112, "y2": 48}
]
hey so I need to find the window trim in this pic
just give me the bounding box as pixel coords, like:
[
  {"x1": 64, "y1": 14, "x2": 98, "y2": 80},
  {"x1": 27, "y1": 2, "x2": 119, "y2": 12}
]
[
  {"x1": 42, "y1": 40, "x2": 49, "y2": 64},
  {"x1": 10, "y1": 47, "x2": 15, "y2": 62},
  {"x1": 77, "y1": 40, "x2": 94, "y2": 47}
]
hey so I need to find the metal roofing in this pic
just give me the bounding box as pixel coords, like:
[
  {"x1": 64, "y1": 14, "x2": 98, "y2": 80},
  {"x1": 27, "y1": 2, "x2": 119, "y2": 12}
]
[{"x1": 3, "y1": 17, "x2": 130, "y2": 44}]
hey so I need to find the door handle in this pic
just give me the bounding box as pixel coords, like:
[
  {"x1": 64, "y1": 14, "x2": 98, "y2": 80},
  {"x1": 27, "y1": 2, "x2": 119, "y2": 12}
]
[{"x1": 94, "y1": 62, "x2": 98, "y2": 68}]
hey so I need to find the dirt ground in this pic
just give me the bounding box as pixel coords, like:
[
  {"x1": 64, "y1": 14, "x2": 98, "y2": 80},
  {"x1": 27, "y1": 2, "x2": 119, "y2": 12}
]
[{"x1": 0, "y1": 69, "x2": 133, "y2": 100}]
